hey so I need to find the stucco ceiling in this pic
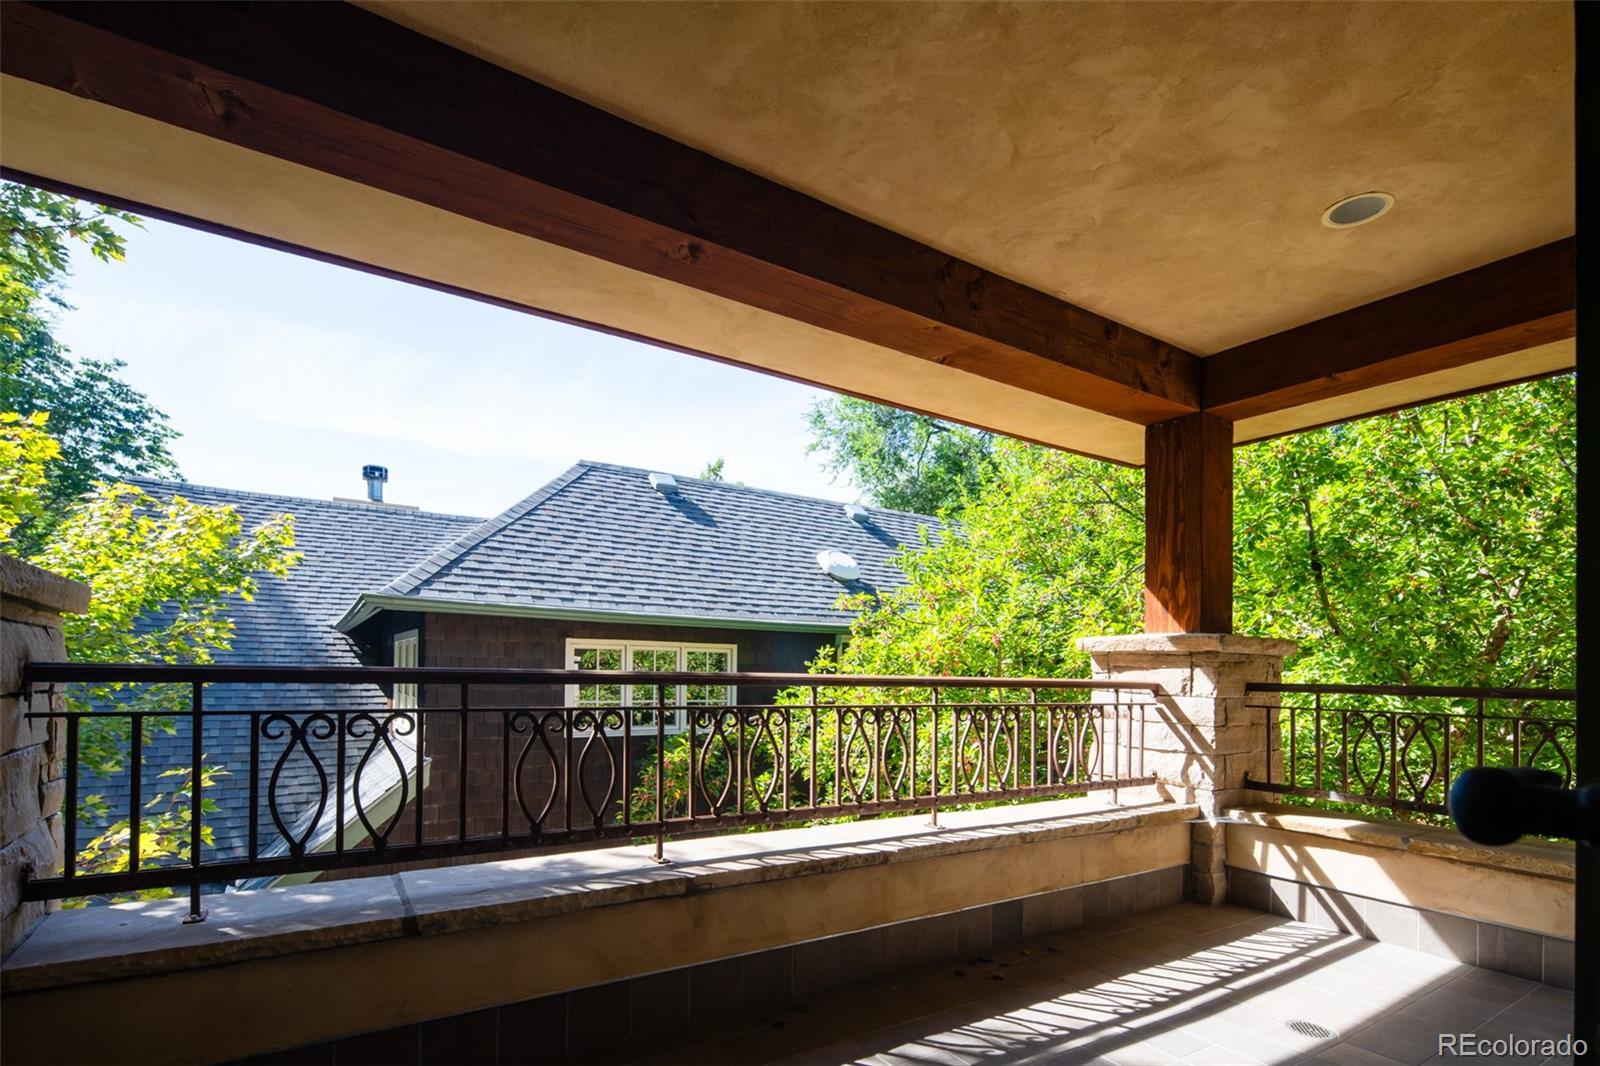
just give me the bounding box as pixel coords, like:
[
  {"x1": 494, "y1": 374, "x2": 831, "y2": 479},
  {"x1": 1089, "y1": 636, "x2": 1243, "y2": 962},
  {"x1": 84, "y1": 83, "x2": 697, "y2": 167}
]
[
  {"x1": 364, "y1": 0, "x2": 1575, "y2": 356},
  {"x1": 0, "y1": 2, "x2": 1573, "y2": 466}
]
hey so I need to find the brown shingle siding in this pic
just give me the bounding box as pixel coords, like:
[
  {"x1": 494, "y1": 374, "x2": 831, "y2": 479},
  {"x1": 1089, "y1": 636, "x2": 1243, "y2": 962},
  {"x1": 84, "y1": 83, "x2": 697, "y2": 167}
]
[{"x1": 410, "y1": 612, "x2": 833, "y2": 843}]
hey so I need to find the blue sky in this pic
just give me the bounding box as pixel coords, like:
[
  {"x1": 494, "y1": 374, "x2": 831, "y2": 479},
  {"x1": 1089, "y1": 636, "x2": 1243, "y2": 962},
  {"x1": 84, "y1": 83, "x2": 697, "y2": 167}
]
[{"x1": 52, "y1": 216, "x2": 857, "y2": 518}]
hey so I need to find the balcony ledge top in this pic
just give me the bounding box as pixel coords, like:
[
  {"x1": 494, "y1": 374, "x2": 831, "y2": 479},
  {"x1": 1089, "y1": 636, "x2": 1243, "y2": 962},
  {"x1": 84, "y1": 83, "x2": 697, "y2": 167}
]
[
  {"x1": 0, "y1": 555, "x2": 90, "y2": 617},
  {"x1": 3, "y1": 797, "x2": 1197, "y2": 995},
  {"x1": 1225, "y1": 803, "x2": 1574, "y2": 881}
]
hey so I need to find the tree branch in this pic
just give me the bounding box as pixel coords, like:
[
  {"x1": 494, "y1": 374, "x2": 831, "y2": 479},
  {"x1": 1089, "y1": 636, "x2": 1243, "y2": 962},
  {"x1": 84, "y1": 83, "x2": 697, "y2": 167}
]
[{"x1": 1299, "y1": 494, "x2": 1344, "y2": 639}]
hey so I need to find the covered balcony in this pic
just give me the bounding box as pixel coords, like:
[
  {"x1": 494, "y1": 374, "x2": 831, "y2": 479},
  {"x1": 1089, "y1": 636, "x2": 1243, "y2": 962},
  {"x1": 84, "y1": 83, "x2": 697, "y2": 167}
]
[
  {"x1": 0, "y1": 634, "x2": 1580, "y2": 1063},
  {"x1": 0, "y1": 2, "x2": 1588, "y2": 1064}
]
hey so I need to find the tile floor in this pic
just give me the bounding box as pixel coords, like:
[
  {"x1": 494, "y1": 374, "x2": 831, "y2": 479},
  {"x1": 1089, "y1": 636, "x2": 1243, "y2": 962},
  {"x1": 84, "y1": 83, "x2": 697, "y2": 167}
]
[{"x1": 631, "y1": 904, "x2": 1575, "y2": 1066}]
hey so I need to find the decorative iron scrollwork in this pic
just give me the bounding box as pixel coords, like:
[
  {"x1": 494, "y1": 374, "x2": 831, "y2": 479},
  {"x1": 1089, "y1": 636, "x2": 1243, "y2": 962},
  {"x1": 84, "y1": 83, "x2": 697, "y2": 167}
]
[
  {"x1": 261, "y1": 712, "x2": 336, "y2": 857},
  {"x1": 1347, "y1": 712, "x2": 1390, "y2": 796},
  {"x1": 880, "y1": 708, "x2": 912, "y2": 800},
  {"x1": 1396, "y1": 713, "x2": 1443, "y2": 801},
  {"x1": 1520, "y1": 719, "x2": 1576, "y2": 787},
  {"x1": 346, "y1": 712, "x2": 416, "y2": 849},
  {"x1": 574, "y1": 709, "x2": 623, "y2": 827},
  {"x1": 509, "y1": 711, "x2": 564, "y2": 834},
  {"x1": 695, "y1": 708, "x2": 738, "y2": 816},
  {"x1": 841, "y1": 709, "x2": 873, "y2": 804},
  {"x1": 745, "y1": 709, "x2": 783, "y2": 812}
]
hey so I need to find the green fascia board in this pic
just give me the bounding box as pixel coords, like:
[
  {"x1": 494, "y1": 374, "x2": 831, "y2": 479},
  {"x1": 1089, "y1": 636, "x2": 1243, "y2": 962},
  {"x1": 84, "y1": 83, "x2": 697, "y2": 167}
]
[{"x1": 335, "y1": 594, "x2": 853, "y2": 635}]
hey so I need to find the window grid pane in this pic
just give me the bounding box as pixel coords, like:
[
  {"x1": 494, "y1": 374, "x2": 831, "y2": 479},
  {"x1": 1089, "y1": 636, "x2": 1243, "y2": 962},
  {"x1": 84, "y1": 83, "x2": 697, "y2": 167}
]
[
  {"x1": 565, "y1": 641, "x2": 734, "y2": 734},
  {"x1": 572, "y1": 646, "x2": 624, "y2": 708},
  {"x1": 629, "y1": 647, "x2": 680, "y2": 727},
  {"x1": 686, "y1": 648, "x2": 733, "y2": 707}
]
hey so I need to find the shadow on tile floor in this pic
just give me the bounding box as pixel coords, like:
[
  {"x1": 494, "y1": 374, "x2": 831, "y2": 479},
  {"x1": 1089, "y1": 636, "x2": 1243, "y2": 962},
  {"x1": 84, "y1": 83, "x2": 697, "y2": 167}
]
[{"x1": 627, "y1": 904, "x2": 1575, "y2": 1066}]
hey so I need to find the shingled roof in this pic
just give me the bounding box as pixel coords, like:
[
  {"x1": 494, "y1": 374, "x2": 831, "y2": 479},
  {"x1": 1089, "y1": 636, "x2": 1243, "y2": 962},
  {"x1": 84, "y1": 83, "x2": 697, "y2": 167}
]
[
  {"x1": 338, "y1": 460, "x2": 938, "y2": 632},
  {"x1": 102, "y1": 467, "x2": 935, "y2": 878},
  {"x1": 98, "y1": 480, "x2": 482, "y2": 863}
]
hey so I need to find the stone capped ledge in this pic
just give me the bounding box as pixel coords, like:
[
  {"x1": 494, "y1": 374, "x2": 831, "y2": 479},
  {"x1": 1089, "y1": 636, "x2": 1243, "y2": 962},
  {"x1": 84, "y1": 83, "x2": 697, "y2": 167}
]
[
  {"x1": 1, "y1": 797, "x2": 1198, "y2": 994},
  {"x1": 1077, "y1": 633, "x2": 1300, "y2": 658},
  {"x1": 1225, "y1": 804, "x2": 1574, "y2": 882},
  {"x1": 0, "y1": 555, "x2": 89, "y2": 619}
]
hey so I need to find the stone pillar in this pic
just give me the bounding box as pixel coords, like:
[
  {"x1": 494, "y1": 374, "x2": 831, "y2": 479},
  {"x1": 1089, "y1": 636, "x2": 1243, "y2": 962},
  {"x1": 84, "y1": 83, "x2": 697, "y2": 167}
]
[
  {"x1": 1077, "y1": 633, "x2": 1296, "y2": 905},
  {"x1": 1, "y1": 555, "x2": 89, "y2": 956}
]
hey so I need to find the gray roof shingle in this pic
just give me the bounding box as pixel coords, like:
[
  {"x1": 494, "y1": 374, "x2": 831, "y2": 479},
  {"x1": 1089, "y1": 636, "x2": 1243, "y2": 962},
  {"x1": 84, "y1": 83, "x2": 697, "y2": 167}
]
[
  {"x1": 357, "y1": 460, "x2": 937, "y2": 630},
  {"x1": 92, "y1": 480, "x2": 481, "y2": 865},
  {"x1": 91, "y1": 466, "x2": 937, "y2": 879}
]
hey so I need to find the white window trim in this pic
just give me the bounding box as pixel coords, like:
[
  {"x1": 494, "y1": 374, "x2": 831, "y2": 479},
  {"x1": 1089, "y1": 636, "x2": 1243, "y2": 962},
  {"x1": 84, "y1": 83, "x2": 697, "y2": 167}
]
[
  {"x1": 392, "y1": 630, "x2": 419, "y2": 709},
  {"x1": 563, "y1": 638, "x2": 737, "y2": 735}
]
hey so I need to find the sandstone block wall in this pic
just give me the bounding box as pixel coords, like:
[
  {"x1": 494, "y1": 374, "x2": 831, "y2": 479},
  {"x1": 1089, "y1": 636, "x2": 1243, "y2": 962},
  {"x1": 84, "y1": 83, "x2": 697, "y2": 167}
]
[{"x1": 1, "y1": 556, "x2": 89, "y2": 957}]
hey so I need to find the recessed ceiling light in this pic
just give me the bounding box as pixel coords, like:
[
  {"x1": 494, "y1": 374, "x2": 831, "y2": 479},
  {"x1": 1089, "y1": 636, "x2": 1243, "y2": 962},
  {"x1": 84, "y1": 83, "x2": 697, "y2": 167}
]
[{"x1": 1321, "y1": 192, "x2": 1395, "y2": 229}]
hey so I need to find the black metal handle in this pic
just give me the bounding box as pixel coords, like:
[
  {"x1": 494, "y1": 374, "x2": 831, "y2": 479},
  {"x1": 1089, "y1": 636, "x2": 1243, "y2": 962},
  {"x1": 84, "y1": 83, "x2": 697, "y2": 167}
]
[{"x1": 1448, "y1": 766, "x2": 1600, "y2": 847}]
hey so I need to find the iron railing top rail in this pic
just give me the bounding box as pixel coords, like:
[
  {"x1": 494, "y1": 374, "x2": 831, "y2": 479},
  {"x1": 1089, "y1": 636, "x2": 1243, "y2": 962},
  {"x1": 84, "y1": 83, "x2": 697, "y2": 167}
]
[
  {"x1": 1247, "y1": 679, "x2": 1578, "y2": 819},
  {"x1": 1247, "y1": 681, "x2": 1576, "y2": 702},
  {"x1": 19, "y1": 661, "x2": 1163, "y2": 692}
]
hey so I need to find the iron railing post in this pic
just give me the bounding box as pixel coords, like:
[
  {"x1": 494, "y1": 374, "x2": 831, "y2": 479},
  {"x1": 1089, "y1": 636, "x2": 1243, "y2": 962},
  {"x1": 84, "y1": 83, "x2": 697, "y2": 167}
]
[
  {"x1": 249, "y1": 711, "x2": 260, "y2": 861},
  {"x1": 1313, "y1": 693, "x2": 1323, "y2": 795},
  {"x1": 653, "y1": 681, "x2": 668, "y2": 864},
  {"x1": 414, "y1": 700, "x2": 426, "y2": 848},
  {"x1": 458, "y1": 684, "x2": 469, "y2": 843},
  {"x1": 129, "y1": 712, "x2": 143, "y2": 876},
  {"x1": 502, "y1": 710, "x2": 512, "y2": 842},
  {"x1": 185, "y1": 680, "x2": 205, "y2": 924},
  {"x1": 335, "y1": 711, "x2": 346, "y2": 856},
  {"x1": 928, "y1": 688, "x2": 939, "y2": 827},
  {"x1": 1028, "y1": 689, "x2": 1037, "y2": 790}
]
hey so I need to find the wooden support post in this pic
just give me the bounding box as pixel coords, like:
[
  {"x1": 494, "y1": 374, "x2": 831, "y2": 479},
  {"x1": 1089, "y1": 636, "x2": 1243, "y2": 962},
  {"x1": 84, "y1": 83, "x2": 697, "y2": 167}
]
[{"x1": 1144, "y1": 413, "x2": 1233, "y2": 633}]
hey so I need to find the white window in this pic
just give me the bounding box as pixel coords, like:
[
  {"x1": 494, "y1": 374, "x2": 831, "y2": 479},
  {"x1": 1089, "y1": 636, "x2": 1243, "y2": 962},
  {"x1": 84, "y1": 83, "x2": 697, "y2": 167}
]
[
  {"x1": 565, "y1": 640, "x2": 736, "y2": 733},
  {"x1": 392, "y1": 630, "x2": 419, "y2": 709}
]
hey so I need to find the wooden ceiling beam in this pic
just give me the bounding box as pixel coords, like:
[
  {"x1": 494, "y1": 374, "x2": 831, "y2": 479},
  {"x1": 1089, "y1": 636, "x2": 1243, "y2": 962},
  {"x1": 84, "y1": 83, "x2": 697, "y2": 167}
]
[
  {"x1": 0, "y1": 1, "x2": 1200, "y2": 424},
  {"x1": 1202, "y1": 239, "x2": 1575, "y2": 422}
]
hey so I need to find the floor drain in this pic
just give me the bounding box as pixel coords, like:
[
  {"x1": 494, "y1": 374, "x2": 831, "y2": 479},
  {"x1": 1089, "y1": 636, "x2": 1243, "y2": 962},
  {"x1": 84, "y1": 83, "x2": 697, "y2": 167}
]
[{"x1": 1287, "y1": 1020, "x2": 1339, "y2": 1041}]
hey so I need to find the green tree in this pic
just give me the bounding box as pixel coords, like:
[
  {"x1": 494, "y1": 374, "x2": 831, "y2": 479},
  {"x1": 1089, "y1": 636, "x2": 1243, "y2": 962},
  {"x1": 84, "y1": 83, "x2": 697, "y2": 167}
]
[
  {"x1": 1235, "y1": 375, "x2": 1575, "y2": 689},
  {"x1": 29, "y1": 481, "x2": 298, "y2": 893},
  {"x1": 1, "y1": 423, "x2": 299, "y2": 894},
  {"x1": 825, "y1": 439, "x2": 1142, "y2": 679},
  {"x1": 0, "y1": 410, "x2": 60, "y2": 540},
  {"x1": 803, "y1": 382, "x2": 1574, "y2": 822},
  {"x1": 699, "y1": 456, "x2": 726, "y2": 481},
  {"x1": 810, "y1": 379, "x2": 1575, "y2": 690},
  {"x1": 1, "y1": 181, "x2": 178, "y2": 552},
  {"x1": 34, "y1": 483, "x2": 299, "y2": 677},
  {"x1": 2, "y1": 182, "x2": 299, "y2": 894},
  {"x1": 806, "y1": 396, "x2": 994, "y2": 515},
  {"x1": 0, "y1": 182, "x2": 137, "y2": 336}
]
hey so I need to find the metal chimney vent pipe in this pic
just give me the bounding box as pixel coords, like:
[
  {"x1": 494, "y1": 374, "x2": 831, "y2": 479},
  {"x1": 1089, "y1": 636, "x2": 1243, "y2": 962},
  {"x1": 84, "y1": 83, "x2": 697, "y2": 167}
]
[{"x1": 362, "y1": 464, "x2": 388, "y2": 503}]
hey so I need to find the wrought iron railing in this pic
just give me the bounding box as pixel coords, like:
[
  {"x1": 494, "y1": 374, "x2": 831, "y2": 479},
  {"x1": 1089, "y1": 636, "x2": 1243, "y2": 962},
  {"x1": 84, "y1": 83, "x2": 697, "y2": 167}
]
[
  {"x1": 18, "y1": 663, "x2": 1158, "y2": 920},
  {"x1": 1243, "y1": 682, "x2": 1578, "y2": 818}
]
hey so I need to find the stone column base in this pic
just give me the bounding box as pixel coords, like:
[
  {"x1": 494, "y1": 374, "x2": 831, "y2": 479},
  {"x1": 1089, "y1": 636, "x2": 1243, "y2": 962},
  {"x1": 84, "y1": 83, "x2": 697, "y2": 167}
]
[{"x1": 1077, "y1": 633, "x2": 1297, "y2": 905}]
